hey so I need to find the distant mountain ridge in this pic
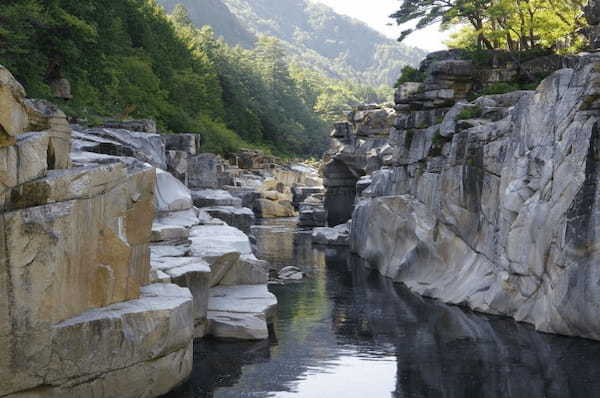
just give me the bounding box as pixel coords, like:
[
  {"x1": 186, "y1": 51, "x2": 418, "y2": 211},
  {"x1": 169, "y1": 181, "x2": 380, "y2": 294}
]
[
  {"x1": 158, "y1": 0, "x2": 427, "y2": 86},
  {"x1": 159, "y1": 0, "x2": 256, "y2": 48}
]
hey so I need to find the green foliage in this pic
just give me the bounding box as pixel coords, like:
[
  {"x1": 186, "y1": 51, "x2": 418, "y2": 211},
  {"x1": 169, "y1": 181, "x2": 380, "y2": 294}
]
[
  {"x1": 456, "y1": 106, "x2": 483, "y2": 120},
  {"x1": 394, "y1": 66, "x2": 426, "y2": 88},
  {"x1": 158, "y1": 0, "x2": 426, "y2": 86},
  {"x1": 393, "y1": 0, "x2": 586, "y2": 53},
  {"x1": 481, "y1": 82, "x2": 520, "y2": 95},
  {"x1": 2, "y1": 0, "x2": 388, "y2": 157}
]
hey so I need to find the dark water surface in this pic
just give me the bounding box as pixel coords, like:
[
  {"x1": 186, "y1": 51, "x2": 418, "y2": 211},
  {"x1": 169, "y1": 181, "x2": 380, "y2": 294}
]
[{"x1": 165, "y1": 219, "x2": 600, "y2": 398}]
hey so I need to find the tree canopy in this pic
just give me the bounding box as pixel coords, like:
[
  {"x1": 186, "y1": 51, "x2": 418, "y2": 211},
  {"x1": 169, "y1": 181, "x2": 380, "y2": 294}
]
[
  {"x1": 392, "y1": 0, "x2": 586, "y2": 53},
  {"x1": 0, "y1": 0, "x2": 391, "y2": 157}
]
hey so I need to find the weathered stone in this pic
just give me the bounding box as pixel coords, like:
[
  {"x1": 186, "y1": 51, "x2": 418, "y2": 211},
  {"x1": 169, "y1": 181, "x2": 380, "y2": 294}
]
[
  {"x1": 278, "y1": 266, "x2": 303, "y2": 281},
  {"x1": 71, "y1": 126, "x2": 166, "y2": 169},
  {"x1": 189, "y1": 224, "x2": 252, "y2": 258},
  {"x1": 166, "y1": 150, "x2": 188, "y2": 185},
  {"x1": 0, "y1": 65, "x2": 28, "y2": 143},
  {"x1": 6, "y1": 163, "x2": 130, "y2": 211},
  {"x1": 192, "y1": 189, "x2": 242, "y2": 208},
  {"x1": 152, "y1": 257, "x2": 212, "y2": 338},
  {"x1": 395, "y1": 82, "x2": 423, "y2": 104},
  {"x1": 312, "y1": 222, "x2": 350, "y2": 246},
  {"x1": 0, "y1": 133, "x2": 49, "y2": 210},
  {"x1": 25, "y1": 99, "x2": 71, "y2": 169},
  {"x1": 332, "y1": 62, "x2": 600, "y2": 341},
  {"x1": 298, "y1": 201, "x2": 327, "y2": 227},
  {"x1": 1, "y1": 167, "x2": 155, "y2": 327},
  {"x1": 253, "y1": 198, "x2": 296, "y2": 218},
  {"x1": 188, "y1": 153, "x2": 223, "y2": 189},
  {"x1": 0, "y1": 283, "x2": 193, "y2": 397},
  {"x1": 164, "y1": 133, "x2": 201, "y2": 155},
  {"x1": 151, "y1": 223, "x2": 190, "y2": 242},
  {"x1": 155, "y1": 168, "x2": 193, "y2": 213},
  {"x1": 218, "y1": 255, "x2": 269, "y2": 286},
  {"x1": 49, "y1": 78, "x2": 73, "y2": 100},
  {"x1": 203, "y1": 206, "x2": 255, "y2": 234},
  {"x1": 207, "y1": 285, "x2": 277, "y2": 340}
]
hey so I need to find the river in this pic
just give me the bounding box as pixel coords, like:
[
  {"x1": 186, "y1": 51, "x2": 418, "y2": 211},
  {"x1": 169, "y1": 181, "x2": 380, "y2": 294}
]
[{"x1": 165, "y1": 218, "x2": 600, "y2": 398}]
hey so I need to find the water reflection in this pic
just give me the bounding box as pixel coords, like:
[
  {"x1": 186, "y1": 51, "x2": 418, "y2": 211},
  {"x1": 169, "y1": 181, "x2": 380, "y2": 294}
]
[{"x1": 165, "y1": 220, "x2": 600, "y2": 398}]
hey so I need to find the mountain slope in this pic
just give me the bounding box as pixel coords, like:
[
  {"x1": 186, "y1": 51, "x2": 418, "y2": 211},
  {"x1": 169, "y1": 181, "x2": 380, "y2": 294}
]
[
  {"x1": 159, "y1": 0, "x2": 256, "y2": 48},
  {"x1": 159, "y1": 0, "x2": 426, "y2": 86}
]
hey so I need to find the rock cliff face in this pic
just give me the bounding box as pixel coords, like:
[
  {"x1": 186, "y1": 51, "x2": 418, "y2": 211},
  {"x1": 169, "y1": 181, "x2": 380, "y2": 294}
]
[
  {"x1": 0, "y1": 65, "x2": 194, "y2": 397},
  {"x1": 324, "y1": 52, "x2": 600, "y2": 340},
  {"x1": 586, "y1": 0, "x2": 600, "y2": 49}
]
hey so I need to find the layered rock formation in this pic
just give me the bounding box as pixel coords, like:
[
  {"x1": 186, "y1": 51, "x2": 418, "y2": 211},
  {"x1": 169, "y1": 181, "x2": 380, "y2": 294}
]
[
  {"x1": 324, "y1": 52, "x2": 600, "y2": 340},
  {"x1": 0, "y1": 65, "x2": 193, "y2": 397}
]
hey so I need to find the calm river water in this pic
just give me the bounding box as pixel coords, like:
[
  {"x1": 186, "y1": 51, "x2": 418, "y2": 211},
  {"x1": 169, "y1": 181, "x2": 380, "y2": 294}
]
[{"x1": 165, "y1": 218, "x2": 600, "y2": 398}]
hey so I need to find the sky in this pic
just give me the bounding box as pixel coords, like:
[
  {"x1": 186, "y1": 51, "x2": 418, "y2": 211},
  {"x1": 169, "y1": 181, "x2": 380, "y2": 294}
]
[{"x1": 310, "y1": 0, "x2": 451, "y2": 52}]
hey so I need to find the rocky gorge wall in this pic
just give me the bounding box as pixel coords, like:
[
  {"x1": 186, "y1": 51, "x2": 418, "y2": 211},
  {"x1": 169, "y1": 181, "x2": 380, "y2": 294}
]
[
  {"x1": 0, "y1": 63, "x2": 322, "y2": 397},
  {"x1": 324, "y1": 50, "x2": 600, "y2": 341},
  {"x1": 0, "y1": 65, "x2": 195, "y2": 397}
]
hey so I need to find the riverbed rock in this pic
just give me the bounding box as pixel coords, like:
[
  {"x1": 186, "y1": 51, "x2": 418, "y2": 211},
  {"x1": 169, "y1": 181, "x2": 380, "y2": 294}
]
[
  {"x1": 254, "y1": 198, "x2": 296, "y2": 218},
  {"x1": 203, "y1": 206, "x2": 255, "y2": 234},
  {"x1": 152, "y1": 257, "x2": 212, "y2": 337},
  {"x1": 192, "y1": 189, "x2": 242, "y2": 208},
  {"x1": 155, "y1": 168, "x2": 193, "y2": 212},
  {"x1": 312, "y1": 222, "x2": 350, "y2": 246},
  {"x1": 207, "y1": 284, "x2": 277, "y2": 340},
  {"x1": 278, "y1": 266, "x2": 303, "y2": 281}
]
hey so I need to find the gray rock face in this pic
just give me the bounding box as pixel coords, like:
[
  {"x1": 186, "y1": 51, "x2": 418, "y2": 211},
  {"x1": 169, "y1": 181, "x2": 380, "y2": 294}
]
[
  {"x1": 192, "y1": 189, "x2": 242, "y2": 208},
  {"x1": 155, "y1": 168, "x2": 193, "y2": 213},
  {"x1": 312, "y1": 222, "x2": 350, "y2": 246},
  {"x1": 164, "y1": 133, "x2": 201, "y2": 155},
  {"x1": 72, "y1": 126, "x2": 166, "y2": 169},
  {"x1": 586, "y1": 0, "x2": 600, "y2": 48},
  {"x1": 203, "y1": 206, "x2": 255, "y2": 234},
  {"x1": 207, "y1": 284, "x2": 277, "y2": 340},
  {"x1": 188, "y1": 153, "x2": 223, "y2": 189},
  {"x1": 339, "y1": 61, "x2": 600, "y2": 341}
]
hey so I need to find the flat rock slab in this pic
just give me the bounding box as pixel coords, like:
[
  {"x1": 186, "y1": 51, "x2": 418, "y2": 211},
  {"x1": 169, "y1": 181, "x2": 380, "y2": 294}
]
[
  {"x1": 3, "y1": 284, "x2": 194, "y2": 398},
  {"x1": 190, "y1": 225, "x2": 252, "y2": 257},
  {"x1": 312, "y1": 224, "x2": 350, "y2": 246},
  {"x1": 192, "y1": 189, "x2": 242, "y2": 208},
  {"x1": 151, "y1": 257, "x2": 212, "y2": 338},
  {"x1": 207, "y1": 284, "x2": 277, "y2": 340},
  {"x1": 203, "y1": 206, "x2": 255, "y2": 234}
]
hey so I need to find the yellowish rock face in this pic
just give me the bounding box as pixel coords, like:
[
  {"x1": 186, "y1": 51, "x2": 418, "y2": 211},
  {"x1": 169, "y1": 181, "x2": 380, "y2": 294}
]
[{"x1": 0, "y1": 67, "x2": 28, "y2": 144}]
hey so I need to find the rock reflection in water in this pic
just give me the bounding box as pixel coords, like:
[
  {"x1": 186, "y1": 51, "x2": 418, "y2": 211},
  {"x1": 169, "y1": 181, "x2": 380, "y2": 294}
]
[
  {"x1": 251, "y1": 217, "x2": 324, "y2": 271},
  {"x1": 165, "y1": 221, "x2": 600, "y2": 398}
]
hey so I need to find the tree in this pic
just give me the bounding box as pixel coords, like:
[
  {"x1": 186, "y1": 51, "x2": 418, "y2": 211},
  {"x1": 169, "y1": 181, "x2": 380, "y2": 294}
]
[{"x1": 392, "y1": 0, "x2": 585, "y2": 52}]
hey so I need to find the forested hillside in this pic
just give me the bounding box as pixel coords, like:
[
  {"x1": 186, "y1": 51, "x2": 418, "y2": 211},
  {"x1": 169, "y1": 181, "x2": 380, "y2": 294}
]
[
  {"x1": 0, "y1": 0, "x2": 394, "y2": 157},
  {"x1": 158, "y1": 0, "x2": 427, "y2": 86}
]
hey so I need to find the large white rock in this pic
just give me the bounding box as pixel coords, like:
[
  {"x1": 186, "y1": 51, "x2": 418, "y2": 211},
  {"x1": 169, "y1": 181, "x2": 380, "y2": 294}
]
[
  {"x1": 189, "y1": 224, "x2": 252, "y2": 257},
  {"x1": 207, "y1": 284, "x2": 277, "y2": 340},
  {"x1": 155, "y1": 168, "x2": 193, "y2": 212}
]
